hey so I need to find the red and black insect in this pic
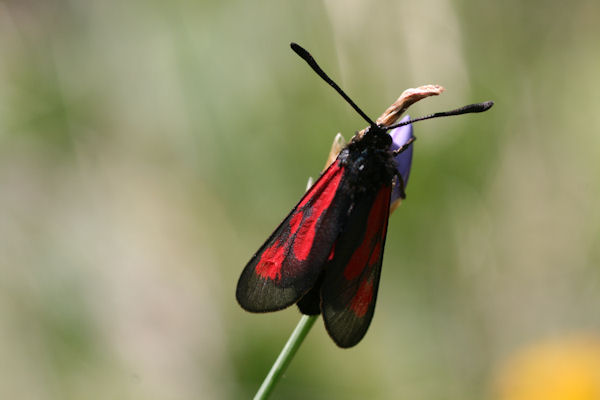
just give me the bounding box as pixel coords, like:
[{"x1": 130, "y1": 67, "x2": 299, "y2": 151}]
[{"x1": 236, "y1": 43, "x2": 493, "y2": 348}]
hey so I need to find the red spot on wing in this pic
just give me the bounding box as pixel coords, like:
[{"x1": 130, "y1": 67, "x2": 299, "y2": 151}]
[
  {"x1": 254, "y1": 164, "x2": 344, "y2": 281},
  {"x1": 368, "y1": 240, "x2": 382, "y2": 266},
  {"x1": 343, "y1": 187, "x2": 390, "y2": 280},
  {"x1": 292, "y1": 165, "x2": 344, "y2": 260},
  {"x1": 297, "y1": 165, "x2": 341, "y2": 208},
  {"x1": 350, "y1": 280, "x2": 374, "y2": 317},
  {"x1": 289, "y1": 211, "x2": 303, "y2": 235},
  {"x1": 328, "y1": 242, "x2": 336, "y2": 261},
  {"x1": 255, "y1": 239, "x2": 286, "y2": 280}
]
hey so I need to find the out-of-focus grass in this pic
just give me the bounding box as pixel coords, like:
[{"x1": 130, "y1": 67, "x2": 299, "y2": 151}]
[{"x1": 1, "y1": 1, "x2": 599, "y2": 399}]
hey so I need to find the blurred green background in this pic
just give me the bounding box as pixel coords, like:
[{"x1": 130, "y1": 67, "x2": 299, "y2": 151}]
[{"x1": 1, "y1": 1, "x2": 599, "y2": 399}]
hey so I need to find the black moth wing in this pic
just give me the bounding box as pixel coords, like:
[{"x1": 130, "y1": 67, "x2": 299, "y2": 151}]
[
  {"x1": 236, "y1": 159, "x2": 352, "y2": 312},
  {"x1": 321, "y1": 184, "x2": 392, "y2": 348}
]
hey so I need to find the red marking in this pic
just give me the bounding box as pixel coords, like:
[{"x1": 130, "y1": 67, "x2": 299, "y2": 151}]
[
  {"x1": 344, "y1": 187, "x2": 391, "y2": 280},
  {"x1": 254, "y1": 163, "x2": 344, "y2": 280},
  {"x1": 298, "y1": 163, "x2": 343, "y2": 208},
  {"x1": 328, "y1": 242, "x2": 336, "y2": 261},
  {"x1": 368, "y1": 240, "x2": 382, "y2": 266},
  {"x1": 293, "y1": 165, "x2": 344, "y2": 260},
  {"x1": 255, "y1": 239, "x2": 286, "y2": 280},
  {"x1": 350, "y1": 280, "x2": 373, "y2": 317},
  {"x1": 289, "y1": 211, "x2": 303, "y2": 235}
]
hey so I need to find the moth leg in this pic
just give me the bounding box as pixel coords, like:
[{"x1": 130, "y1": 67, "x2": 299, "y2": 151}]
[{"x1": 392, "y1": 136, "x2": 416, "y2": 156}]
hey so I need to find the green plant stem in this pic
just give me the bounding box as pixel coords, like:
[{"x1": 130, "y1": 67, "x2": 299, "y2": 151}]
[
  {"x1": 253, "y1": 314, "x2": 318, "y2": 400},
  {"x1": 253, "y1": 177, "x2": 317, "y2": 400}
]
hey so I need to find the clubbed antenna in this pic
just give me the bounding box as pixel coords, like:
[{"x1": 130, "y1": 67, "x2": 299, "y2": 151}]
[
  {"x1": 386, "y1": 101, "x2": 494, "y2": 129},
  {"x1": 290, "y1": 43, "x2": 376, "y2": 127}
]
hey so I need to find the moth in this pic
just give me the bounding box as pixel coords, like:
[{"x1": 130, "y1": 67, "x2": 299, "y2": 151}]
[{"x1": 236, "y1": 43, "x2": 493, "y2": 347}]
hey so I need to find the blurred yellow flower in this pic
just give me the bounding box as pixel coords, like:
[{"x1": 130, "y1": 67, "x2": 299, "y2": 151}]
[{"x1": 495, "y1": 335, "x2": 600, "y2": 400}]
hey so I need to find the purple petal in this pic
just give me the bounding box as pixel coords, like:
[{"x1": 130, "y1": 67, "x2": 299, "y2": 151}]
[{"x1": 388, "y1": 115, "x2": 414, "y2": 203}]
